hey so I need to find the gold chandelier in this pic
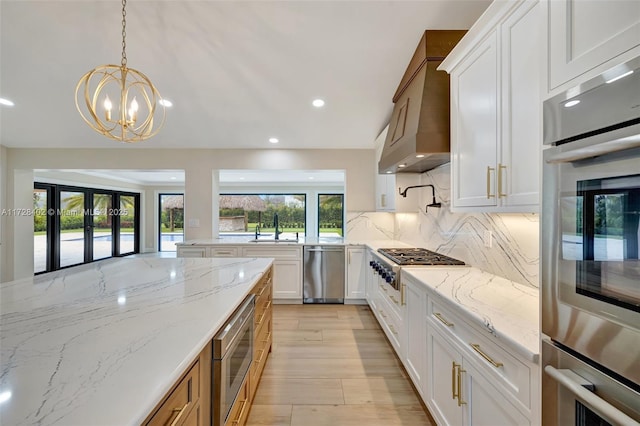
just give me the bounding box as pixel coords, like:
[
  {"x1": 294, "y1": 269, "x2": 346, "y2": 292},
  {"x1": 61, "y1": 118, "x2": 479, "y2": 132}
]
[{"x1": 75, "y1": 0, "x2": 165, "y2": 143}]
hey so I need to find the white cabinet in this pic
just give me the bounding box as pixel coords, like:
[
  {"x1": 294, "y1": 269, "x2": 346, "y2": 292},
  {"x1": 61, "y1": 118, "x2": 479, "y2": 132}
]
[
  {"x1": 241, "y1": 246, "x2": 302, "y2": 301},
  {"x1": 177, "y1": 244, "x2": 303, "y2": 301},
  {"x1": 402, "y1": 277, "x2": 427, "y2": 397},
  {"x1": 176, "y1": 246, "x2": 207, "y2": 258},
  {"x1": 441, "y1": 0, "x2": 541, "y2": 213},
  {"x1": 427, "y1": 325, "x2": 529, "y2": 426},
  {"x1": 547, "y1": 0, "x2": 640, "y2": 93},
  {"x1": 375, "y1": 174, "x2": 396, "y2": 211},
  {"x1": 346, "y1": 246, "x2": 366, "y2": 299}
]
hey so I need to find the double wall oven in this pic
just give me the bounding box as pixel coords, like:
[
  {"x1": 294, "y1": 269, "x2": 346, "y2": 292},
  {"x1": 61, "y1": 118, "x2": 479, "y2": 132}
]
[{"x1": 542, "y1": 56, "x2": 640, "y2": 425}]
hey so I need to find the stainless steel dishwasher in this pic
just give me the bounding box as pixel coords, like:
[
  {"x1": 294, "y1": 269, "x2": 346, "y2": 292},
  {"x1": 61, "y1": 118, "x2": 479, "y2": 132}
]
[{"x1": 303, "y1": 245, "x2": 345, "y2": 304}]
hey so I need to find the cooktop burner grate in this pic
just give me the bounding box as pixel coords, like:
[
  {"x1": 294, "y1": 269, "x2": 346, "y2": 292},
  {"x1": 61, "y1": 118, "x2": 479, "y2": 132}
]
[{"x1": 378, "y1": 248, "x2": 465, "y2": 266}]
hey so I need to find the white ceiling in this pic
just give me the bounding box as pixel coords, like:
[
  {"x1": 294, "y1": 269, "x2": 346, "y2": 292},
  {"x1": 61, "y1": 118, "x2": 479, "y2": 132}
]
[{"x1": 0, "y1": 0, "x2": 490, "y2": 150}]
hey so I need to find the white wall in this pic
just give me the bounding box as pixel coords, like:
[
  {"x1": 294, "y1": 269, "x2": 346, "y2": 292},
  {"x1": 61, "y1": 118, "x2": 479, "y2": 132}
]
[{"x1": 2, "y1": 148, "x2": 374, "y2": 280}]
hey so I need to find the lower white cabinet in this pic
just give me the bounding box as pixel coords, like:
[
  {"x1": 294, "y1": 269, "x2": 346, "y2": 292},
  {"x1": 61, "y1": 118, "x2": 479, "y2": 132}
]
[
  {"x1": 346, "y1": 246, "x2": 366, "y2": 299},
  {"x1": 402, "y1": 278, "x2": 426, "y2": 396},
  {"x1": 176, "y1": 246, "x2": 207, "y2": 258},
  {"x1": 426, "y1": 325, "x2": 529, "y2": 426},
  {"x1": 177, "y1": 244, "x2": 303, "y2": 301},
  {"x1": 241, "y1": 247, "x2": 302, "y2": 301}
]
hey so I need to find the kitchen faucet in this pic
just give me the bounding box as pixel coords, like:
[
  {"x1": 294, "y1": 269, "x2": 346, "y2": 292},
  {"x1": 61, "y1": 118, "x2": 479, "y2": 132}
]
[{"x1": 274, "y1": 213, "x2": 281, "y2": 240}]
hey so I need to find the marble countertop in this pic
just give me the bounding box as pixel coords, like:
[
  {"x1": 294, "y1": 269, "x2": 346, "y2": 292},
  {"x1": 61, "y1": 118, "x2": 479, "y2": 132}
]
[
  {"x1": 403, "y1": 267, "x2": 539, "y2": 362},
  {"x1": 0, "y1": 257, "x2": 273, "y2": 425},
  {"x1": 177, "y1": 237, "x2": 412, "y2": 250}
]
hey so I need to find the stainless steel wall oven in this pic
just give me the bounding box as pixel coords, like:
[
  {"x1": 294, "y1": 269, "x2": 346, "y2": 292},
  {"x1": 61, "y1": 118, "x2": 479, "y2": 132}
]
[
  {"x1": 542, "y1": 56, "x2": 640, "y2": 425},
  {"x1": 212, "y1": 295, "x2": 254, "y2": 426}
]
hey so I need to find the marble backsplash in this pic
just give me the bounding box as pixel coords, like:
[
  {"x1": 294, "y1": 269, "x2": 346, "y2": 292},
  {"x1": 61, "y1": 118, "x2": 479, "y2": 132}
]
[{"x1": 347, "y1": 164, "x2": 540, "y2": 288}]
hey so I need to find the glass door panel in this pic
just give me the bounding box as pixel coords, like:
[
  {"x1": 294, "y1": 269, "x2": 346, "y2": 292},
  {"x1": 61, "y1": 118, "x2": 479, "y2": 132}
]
[
  {"x1": 119, "y1": 195, "x2": 136, "y2": 254},
  {"x1": 93, "y1": 193, "x2": 113, "y2": 260},
  {"x1": 59, "y1": 191, "x2": 85, "y2": 268},
  {"x1": 159, "y1": 194, "x2": 184, "y2": 251},
  {"x1": 33, "y1": 187, "x2": 49, "y2": 273}
]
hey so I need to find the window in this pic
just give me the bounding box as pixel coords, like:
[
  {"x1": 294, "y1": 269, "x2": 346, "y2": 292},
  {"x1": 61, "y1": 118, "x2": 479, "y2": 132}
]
[
  {"x1": 159, "y1": 194, "x2": 184, "y2": 251},
  {"x1": 34, "y1": 183, "x2": 140, "y2": 274},
  {"x1": 219, "y1": 194, "x2": 306, "y2": 238},
  {"x1": 318, "y1": 194, "x2": 344, "y2": 237}
]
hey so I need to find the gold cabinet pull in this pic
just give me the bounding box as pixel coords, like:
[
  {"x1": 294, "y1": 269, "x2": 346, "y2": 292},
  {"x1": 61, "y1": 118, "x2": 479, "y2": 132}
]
[
  {"x1": 389, "y1": 324, "x2": 398, "y2": 335},
  {"x1": 389, "y1": 295, "x2": 399, "y2": 305},
  {"x1": 381, "y1": 193, "x2": 387, "y2": 208},
  {"x1": 232, "y1": 397, "x2": 248, "y2": 424},
  {"x1": 378, "y1": 309, "x2": 387, "y2": 319},
  {"x1": 457, "y1": 367, "x2": 467, "y2": 406},
  {"x1": 169, "y1": 402, "x2": 189, "y2": 426},
  {"x1": 486, "y1": 166, "x2": 495, "y2": 198},
  {"x1": 451, "y1": 362, "x2": 458, "y2": 400},
  {"x1": 498, "y1": 163, "x2": 507, "y2": 198},
  {"x1": 434, "y1": 312, "x2": 454, "y2": 327},
  {"x1": 348, "y1": 251, "x2": 352, "y2": 264},
  {"x1": 470, "y1": 343, "x2": 504, "y2": 368},
  {"x1": 401, "y1": 283, "x2": 406, "y2": 306},
  {"x1": 262, "y1": 332, "x2": 272, "y2": 343},
  {"x1": 379, "y1": 285, "x2": 388, "y2": 293}
]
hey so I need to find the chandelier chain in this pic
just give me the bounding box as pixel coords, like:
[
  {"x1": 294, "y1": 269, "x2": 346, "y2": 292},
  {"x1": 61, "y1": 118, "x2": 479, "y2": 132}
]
[{"x1": 121, "y1": 0, "x2": 127, "y2": 68}]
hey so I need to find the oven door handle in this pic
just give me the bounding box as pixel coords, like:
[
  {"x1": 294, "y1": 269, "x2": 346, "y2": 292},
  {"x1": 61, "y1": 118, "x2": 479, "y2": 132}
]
[{"x1": 544, "y1": 366, "x2": 640, "y2": 426}]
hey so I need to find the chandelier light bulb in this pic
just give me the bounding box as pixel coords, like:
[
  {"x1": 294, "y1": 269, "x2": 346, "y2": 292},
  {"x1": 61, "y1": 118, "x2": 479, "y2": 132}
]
[{"x1": 104, "y1": 96, "x2": 112, "y2": 121}]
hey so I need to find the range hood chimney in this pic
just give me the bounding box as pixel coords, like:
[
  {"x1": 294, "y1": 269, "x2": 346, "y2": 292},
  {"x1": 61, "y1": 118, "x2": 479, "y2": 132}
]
[{"x1": 379, "y1": 30, "x2": 465, "y2": 174}]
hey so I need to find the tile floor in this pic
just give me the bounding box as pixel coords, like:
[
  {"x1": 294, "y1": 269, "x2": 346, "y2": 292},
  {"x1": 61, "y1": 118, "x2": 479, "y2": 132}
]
[{"x1": 246, "y1": 304, "x2": 435, "y2": 426}]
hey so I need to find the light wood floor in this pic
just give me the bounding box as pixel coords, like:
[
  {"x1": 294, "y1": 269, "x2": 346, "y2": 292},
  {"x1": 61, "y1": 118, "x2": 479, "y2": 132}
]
[{"x1": 246, "y1": 304, "x2": 435, "y2": 426}]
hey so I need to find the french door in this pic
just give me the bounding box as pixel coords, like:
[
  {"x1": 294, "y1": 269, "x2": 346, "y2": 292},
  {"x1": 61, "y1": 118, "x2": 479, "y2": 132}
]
[{"x1": 34, "y1": 184, "x2": 140, "y2": 274}]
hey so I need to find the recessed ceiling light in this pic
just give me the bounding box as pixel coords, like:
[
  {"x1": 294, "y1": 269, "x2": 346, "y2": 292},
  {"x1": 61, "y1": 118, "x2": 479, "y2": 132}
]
[
  {"x1": 398, "y1": 164, "x2": 406, "y2": 168},
  {"x1": 416, "y1": 154, "x2": 425, "y2": 158},
  {"x1": 239, "y1": 177, "x2": 245, "y2": 180},
  {"x1": 308, "y1": 176, "x2": 315, "y2": 180},
  {"x1": 170, "y1": 176, "x2": 177, "y2": 180},
  {"x1": 0, "y1": 98, "x2": 15, "y2": 107},
  {"x1": 312, "y1": 99, "x2": 325, "y2": 108},
  {"x1": 386, "y1": 171, "x2": 392, "y2": 174},
  {"x1": 564, "y1": 99, "x2": 580, "y2": 108},
  {"x1": 159, "y1": 99, "x2": 173, "y2": 107},
  {"x1": 269, "y1": 137, "x2": 279, "y2": 144}
]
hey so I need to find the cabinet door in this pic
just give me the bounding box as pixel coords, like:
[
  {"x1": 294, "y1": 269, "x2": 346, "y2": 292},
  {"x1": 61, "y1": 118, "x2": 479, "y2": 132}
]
[
  {"x1": 375, "y1": 174, "x2": 396, "y2": 211},
  {"x1": 272, "y1": 260, "x2": 302, "y2": 300},
  {"x1": 463, "y1": 360, "x2": 530, "y2": 426},
  {"x1": 451, "y1": 30, "x2": 499, "y2": 209},
  {"x1": 403, "y1": 280, "x2": 426, "y2": 397},
  {"x1": 548, "y1": 0, "x2": 640, "y2": 91},
  {"x1": 500, "y1": 0, "x2": 540, "y2": 209},
  {"x1": 346, "y1": 247, "x2": 366, "y2": 299},
  {"x1": 425, "y1": 326, "x2": 463, "y2": 426}
]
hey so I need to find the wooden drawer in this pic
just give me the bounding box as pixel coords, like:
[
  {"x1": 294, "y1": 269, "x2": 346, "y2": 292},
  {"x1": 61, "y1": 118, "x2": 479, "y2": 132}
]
[
  {"x1": 428, "y1": 298, "x2": 531, "y2": 410},
  {"x1": 255, "y1": 288, "x2": 272, "y2": 329},
  {"x1": 224, "y1": 374, "x2": 250, "y2": 426},
  {"x1": 146, "y1": 359, "x2": 200, "y2": 426},
  {"x1": 250, "y1": 310, "x2": 272, "y2": 400}
]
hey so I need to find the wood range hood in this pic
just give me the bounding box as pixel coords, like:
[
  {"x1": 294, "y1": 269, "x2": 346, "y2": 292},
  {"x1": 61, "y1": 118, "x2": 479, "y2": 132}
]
[{"x1": 378, "y1": 30, "x2": 466, "y2": 174}]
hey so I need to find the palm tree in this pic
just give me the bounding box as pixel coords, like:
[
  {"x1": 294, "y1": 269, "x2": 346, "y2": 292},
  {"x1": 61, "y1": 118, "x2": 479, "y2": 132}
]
[{"x1": 62, "y1": 193, "x2": 134, "y2": 226}]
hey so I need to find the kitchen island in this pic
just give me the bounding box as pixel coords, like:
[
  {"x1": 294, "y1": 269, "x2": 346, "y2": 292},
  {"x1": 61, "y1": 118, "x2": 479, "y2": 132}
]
[{"x1": 0, "y1": 256, "x2": 273, "y2": 425}]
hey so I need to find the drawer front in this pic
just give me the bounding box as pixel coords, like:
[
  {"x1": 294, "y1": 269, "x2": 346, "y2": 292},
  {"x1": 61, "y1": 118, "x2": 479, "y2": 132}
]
[
  {"x1": 147, "y1": 359, "x2": 200, "y2": 426},
  {"x1": 224, "y1": 374, "x2": 250, "y2": 426},
  {"x1": 209, "y1": 247, "x2": 239, "y2": 257},
  {"x1": 428, "y1": 299, "x2": 531, "y2": 410},
  {"x1": 375, "y1": 294, "x2": 402, "y2": 353},
  {"x1": 177, "y1": 247, "x2": 206, "y2": 258},
  {"x1": 251, "y1": 311, "x2": 272, "y2": 400},
  {"x1": 377, "y1": 282, "x2": 403, "y2": 319},
  {"x1": 241, "y1": 246, "x2": 302, "y2": 259}
]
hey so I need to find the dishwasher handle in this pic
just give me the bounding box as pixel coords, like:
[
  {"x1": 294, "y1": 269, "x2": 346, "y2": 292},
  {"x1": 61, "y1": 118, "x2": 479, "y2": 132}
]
[{"x1": 305, "y1": 248, "x2": 344, "y2": 252}]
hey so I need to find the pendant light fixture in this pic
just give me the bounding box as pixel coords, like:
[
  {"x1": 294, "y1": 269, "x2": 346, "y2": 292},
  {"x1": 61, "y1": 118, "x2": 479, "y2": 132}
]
[{"x1": 75, "y1": 0, "x2": 165, "y2": 142}]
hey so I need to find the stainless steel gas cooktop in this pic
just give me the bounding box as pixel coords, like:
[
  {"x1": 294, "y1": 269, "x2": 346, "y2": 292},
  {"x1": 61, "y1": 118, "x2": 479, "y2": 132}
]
[{"x1": 377, "y1": 248, "x2": 465, "y2": 266}]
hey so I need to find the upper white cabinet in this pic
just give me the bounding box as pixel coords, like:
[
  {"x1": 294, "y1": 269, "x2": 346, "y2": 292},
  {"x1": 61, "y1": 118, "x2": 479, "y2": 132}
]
[
  {"x1": 440, "y1": 0, "x2": 541, "y2": 213},
  {"x1": 547, "y1": 0, "x2": 640, "y2": 93}
]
